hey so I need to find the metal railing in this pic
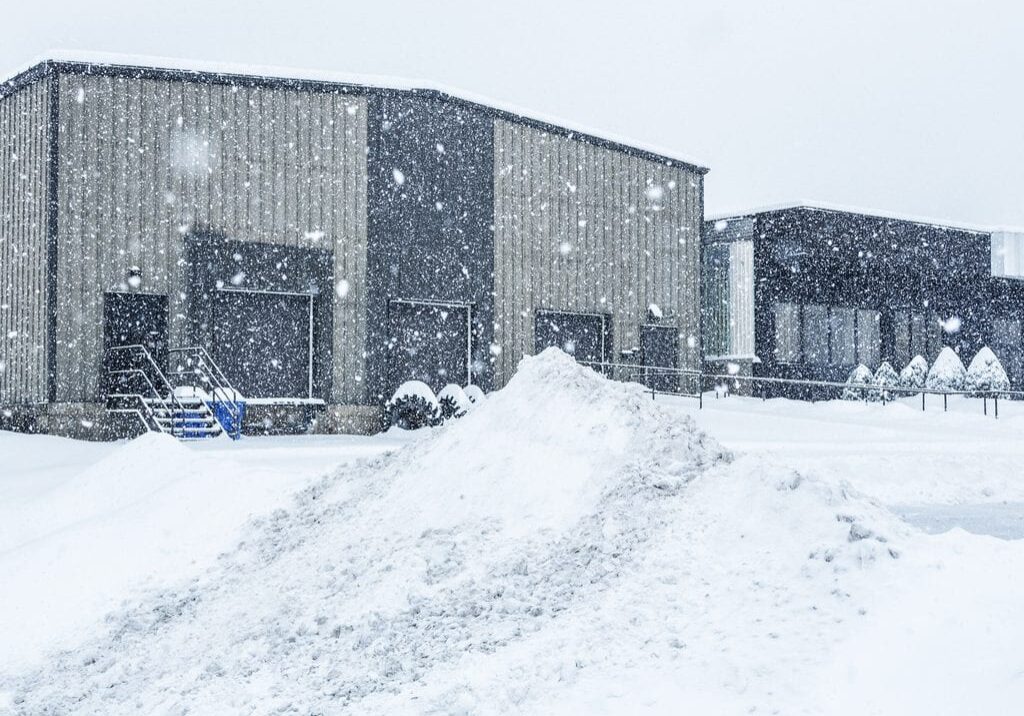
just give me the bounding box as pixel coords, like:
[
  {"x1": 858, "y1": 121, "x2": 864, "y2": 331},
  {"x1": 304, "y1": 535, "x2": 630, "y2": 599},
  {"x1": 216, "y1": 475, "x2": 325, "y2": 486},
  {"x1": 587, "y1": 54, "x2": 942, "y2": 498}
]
[
  {"x1": 167, "y1": 346, "x2": 242, "y2": 439},
  {"x1": 104, "y1": 345, "x2": 189, "y2": 437},
  {"x1": 580, "y1": 359, "x2": 1023, "y2": 419}
]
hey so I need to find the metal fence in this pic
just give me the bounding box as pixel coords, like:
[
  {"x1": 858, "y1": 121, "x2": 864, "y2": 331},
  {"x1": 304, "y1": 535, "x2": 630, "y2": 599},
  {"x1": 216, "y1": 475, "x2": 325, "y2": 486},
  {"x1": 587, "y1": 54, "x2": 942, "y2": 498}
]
[{"x1": 579, "y1": 361, "x2": 1023, "y2": 419}]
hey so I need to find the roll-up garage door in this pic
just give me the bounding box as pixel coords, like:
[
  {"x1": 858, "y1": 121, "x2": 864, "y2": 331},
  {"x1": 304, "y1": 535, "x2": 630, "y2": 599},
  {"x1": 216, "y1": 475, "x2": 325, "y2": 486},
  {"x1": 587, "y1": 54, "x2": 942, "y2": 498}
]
[
  {"x1": 387, "y1": 300, "x2": 472, "y2": 395},
  {"x1": 213, "y1": 289, "x2": 313, "y2": 399},
  {"x1": 534, "y1": 310, "x2": 610, "y2": 365}
]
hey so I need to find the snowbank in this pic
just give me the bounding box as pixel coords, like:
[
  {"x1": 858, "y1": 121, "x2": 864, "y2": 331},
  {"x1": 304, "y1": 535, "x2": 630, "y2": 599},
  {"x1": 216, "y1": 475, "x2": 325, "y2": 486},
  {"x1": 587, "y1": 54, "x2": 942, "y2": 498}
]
[
  {"x1": 925, "y1": 347, "x2": 967, "y2": 392},
  {"x1": 1, "y1": 349, "x2": 921, "y2": 714},
  {"x1": 965, "y1": 346, "x2": 1010, "y2": 394}
]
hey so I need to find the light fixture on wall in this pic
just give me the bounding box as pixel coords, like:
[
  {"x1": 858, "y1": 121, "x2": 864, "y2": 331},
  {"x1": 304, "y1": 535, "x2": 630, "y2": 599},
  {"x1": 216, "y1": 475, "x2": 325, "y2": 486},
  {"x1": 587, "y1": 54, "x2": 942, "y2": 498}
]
[{"x1": 126, "y1": 266, "x2": 142, "y2": 291}]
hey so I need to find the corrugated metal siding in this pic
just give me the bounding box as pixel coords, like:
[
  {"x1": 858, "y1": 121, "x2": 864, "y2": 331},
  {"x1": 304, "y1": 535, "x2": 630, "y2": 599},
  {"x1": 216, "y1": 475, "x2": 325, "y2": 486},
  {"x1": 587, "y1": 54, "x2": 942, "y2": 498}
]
[
  {"x1": 0, "y1": 78, "x2": 50, "y2": 405},
  {"x1": 492, "y1": 120, "x2": 702, "y2": 385},
  {"x1": 727, "y1": 240, "x2": 755, "y2": 357},
  {"x1": 55, "y1": 73, "x2": 368, "y2": 403}
]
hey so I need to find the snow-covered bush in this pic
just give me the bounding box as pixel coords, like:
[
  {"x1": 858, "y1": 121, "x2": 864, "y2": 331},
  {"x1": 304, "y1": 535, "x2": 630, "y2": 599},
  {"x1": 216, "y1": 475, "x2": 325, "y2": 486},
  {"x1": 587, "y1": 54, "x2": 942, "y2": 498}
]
[
  {"x1": 437, "y1": 384, "x2": 472, "y2": 421},
  {"x1": 964, "y1": 346, "x2": 1011, "y2": 396},
  {"x1": 898, "y1": 355, "x2": 929, "y2": 391},
  {"x1": 384, "y1": 381, "x2": 441, "y2": 430},
  {"x1": 841, "y1": 364, "x2": 874, "y2": 401},
  {"x1": 463, "y1": 384, "x2": 486, "y2": 405},
  {"x1": 871, "y1": 361, "x2": 900, "y2": 402},
  {"x1": 925, "y1": 347, "x2": 967, "y2": 392}
]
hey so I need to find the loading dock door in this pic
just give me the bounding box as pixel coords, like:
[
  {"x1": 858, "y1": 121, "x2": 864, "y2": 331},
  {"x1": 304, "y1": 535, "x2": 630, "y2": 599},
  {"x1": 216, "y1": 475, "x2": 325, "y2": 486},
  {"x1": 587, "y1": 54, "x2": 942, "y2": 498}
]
[
  {"x1": 534, "y1": 310, "x2": 610, "y2": 366},
  {"x1": 103, "y1": 292, "x2": 169, "y2": 395},
  {"x1": 213, "y1": 289, "x2": 313, "y2": 399},
  {"x1": 641, "y1": 324, "x2": 679, "y2": 392},
  {"x1": 387, "y1": 300, "x2": 471, "y2": 395}
]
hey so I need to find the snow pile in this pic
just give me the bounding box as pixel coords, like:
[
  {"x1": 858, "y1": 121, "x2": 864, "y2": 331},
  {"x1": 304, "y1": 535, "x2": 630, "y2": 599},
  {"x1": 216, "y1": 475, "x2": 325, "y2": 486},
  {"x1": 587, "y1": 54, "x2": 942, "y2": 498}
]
[
  {"x1": 899, "y1": 354, "x2": 929, "y2": 390},
  {"x1": 2, "y1": 349, "x2": 908, "y2": 714},
  {"x1": 925, "y1": 347, "x2": 967, "y2": 392},
  {"x1": 437, "y1": 383, "x2": 472, "y2": 420},
  {"x1": 841, "y1": 364, "x2": 873, "y2": 400},
  {"x1": 964, "y1": 346, "x2": 1010, "y2": 395},
  {"x1": 464, "y1": 384, "x2": 486, "y2": 405},
  {"x1": 871, "y1": 361, "x2": 899, "y2": 401}
]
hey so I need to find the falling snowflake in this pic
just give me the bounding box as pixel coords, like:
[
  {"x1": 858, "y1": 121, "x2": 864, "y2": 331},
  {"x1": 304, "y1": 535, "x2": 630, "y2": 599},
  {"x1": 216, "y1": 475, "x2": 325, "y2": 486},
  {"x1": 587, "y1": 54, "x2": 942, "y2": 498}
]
[
  {"x1": 392, "y1": 168, "x2": 405, "y2": 185},
  {"x1": 645, "y1": 184, "x2": 665, "y2": 201},
  {"x1": 939, "y1": 315, "x2": 962, "y2": 334},
  {"x1": 230, "y1": 271, "x2": 246, "y2": 286},
  {"x1": 335, "y1": 279, "x2": 351, "y2": 299},
  {"x1": 559, "y1": 241, "x2": 573, "y2": 255}
]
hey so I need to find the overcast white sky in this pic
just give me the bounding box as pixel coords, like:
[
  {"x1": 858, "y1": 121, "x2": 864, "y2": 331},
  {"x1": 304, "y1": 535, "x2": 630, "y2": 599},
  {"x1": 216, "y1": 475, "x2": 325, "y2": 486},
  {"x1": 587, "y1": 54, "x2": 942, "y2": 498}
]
[{"x1": 3, "y1": 0, "x2": 1022, "y2": 226}]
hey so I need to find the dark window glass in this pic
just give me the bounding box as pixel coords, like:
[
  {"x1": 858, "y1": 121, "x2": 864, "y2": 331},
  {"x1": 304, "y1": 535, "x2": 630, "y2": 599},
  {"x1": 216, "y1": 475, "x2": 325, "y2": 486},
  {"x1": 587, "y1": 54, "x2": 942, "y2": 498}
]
[
  {"x1": 772, "y1": 303, "x2": 801, "y2": 362},
  {"x1": 802, "y1": 304, "x2": 829, "y2": 365},
  {"x1": 830, "y1": 308, "x2": 856, "y2": 366}
]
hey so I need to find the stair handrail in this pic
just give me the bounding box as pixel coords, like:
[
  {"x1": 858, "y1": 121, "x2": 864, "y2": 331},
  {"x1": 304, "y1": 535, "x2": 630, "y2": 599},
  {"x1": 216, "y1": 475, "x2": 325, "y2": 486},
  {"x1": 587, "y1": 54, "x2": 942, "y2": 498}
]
[
  {"x1": 167, "y1": 346, "x2": 242, "y2": 438},
  {"x1": 106, "y1": 344, "x2": 188, "y2": 437},
  {"x1": 106, "y1": 369, "x2": 182, "y2": 434}
]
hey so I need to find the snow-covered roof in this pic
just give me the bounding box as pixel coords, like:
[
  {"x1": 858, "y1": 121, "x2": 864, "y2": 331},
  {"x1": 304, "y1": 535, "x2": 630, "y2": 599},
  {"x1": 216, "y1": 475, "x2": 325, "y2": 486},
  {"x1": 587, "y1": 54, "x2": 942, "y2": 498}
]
[
  {"x1": 707, "y1": 200, "x2": 1024, "y2": 235},
  {"x1": 0, "y1": 50, "x2": 709, "y2": 173}
]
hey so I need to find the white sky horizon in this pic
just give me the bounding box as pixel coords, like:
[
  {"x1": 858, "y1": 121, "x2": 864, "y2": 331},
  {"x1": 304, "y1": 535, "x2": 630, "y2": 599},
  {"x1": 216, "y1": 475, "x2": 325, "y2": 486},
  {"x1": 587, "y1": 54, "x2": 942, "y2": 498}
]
[{"x1": 3, "y1": 0, "x2": 1021, "y2": 227}]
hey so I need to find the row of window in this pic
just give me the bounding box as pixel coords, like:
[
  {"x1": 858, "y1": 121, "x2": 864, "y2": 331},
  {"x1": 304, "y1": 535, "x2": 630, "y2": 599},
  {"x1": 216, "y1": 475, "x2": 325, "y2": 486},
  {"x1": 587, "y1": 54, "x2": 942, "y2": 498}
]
[{"x1": 773, "y1": 303, "x2": 881, "y2": 367}]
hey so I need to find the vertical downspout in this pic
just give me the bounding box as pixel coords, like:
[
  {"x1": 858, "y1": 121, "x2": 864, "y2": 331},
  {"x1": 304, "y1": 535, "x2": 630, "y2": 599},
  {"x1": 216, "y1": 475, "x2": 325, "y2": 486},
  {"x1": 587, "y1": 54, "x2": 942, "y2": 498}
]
[{"x1": 45, "y1": 64, "x2": 60, "y2": 403}]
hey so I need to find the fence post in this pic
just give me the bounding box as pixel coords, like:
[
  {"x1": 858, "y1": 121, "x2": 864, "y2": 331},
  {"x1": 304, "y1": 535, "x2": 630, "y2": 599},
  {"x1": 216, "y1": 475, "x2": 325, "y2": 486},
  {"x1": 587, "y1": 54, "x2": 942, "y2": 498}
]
[
  {"x1": 944, "y1": 393, "x2": 947, "y2": 412},
  {"x1": 995, "y1": 394, "x2": 999, "y2": 419},
  {"x1": 983, "y1": 395, "x2": 987, "y2": 416},
  {"x1": 921, "y1": 392, "x2": 926, "y2": 411}
]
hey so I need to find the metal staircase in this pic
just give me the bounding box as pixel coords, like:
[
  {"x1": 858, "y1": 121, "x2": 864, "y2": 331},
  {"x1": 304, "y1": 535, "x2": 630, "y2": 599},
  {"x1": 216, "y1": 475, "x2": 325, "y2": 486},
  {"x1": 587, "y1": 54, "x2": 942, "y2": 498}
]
[{"x1": 104, "y1": 344, "x2": 242, "y2": 440}]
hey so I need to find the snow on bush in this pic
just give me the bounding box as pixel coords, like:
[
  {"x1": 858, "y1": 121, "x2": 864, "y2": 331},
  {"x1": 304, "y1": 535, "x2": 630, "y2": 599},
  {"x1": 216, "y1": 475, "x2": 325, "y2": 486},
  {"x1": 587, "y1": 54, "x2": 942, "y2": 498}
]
[
  {"x1": 384, "y1": 380, "x2": 441, "y2": 430},
  {"x1": 6, "y1": 348, "x2": 906, "y2": 714},
  {"x1": 871, "y1": 361, "x2": 900, "y2": 402},
  {"x1": 841, "y1": 364, "x2": 874, "y2": 401},
  {"x1": 899, "y1": 355, "x2": 929, "y2": 391},
  {"x1": 463, "y1": 384, "x2": 486, "y2": 405},
  {"x1": 437, "y1": 383, "x2": 471, "y2": 421},
  {"x1": 964, "y1": 346, "x2": 1011, "y2": 396},
  {"x1": 925, "y1": 347, "x2": 967, "y2": 392}
]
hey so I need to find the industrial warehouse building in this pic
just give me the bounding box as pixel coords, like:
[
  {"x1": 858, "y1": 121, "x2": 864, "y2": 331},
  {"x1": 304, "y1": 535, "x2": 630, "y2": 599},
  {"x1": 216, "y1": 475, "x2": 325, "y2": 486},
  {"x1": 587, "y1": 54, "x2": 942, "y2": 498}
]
[
  {"x1": 0, "y1": 56, "x2": 705, "y2": 437},
  {"x1": 703, "y1": 203, "x2": 1024, "y2": 395}
]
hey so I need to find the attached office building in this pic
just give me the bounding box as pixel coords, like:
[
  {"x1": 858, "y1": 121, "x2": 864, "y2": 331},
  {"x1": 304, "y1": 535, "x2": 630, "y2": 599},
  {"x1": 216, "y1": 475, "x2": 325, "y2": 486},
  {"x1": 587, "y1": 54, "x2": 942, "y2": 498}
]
[{"x1": 704, "y1": 204, "x2": 1024, "y2": 395}]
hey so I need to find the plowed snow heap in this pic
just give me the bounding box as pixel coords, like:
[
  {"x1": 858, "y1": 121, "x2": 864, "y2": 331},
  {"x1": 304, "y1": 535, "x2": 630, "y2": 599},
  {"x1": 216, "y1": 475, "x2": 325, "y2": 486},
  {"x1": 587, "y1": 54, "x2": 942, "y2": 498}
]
[{"x1": 5, "y1": 348, "x2": 901, "y2": 715}]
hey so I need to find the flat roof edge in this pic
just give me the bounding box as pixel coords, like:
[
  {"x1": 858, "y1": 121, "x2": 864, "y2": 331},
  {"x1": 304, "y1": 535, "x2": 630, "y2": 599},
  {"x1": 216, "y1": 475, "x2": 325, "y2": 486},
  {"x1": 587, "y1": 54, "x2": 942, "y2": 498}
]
[{"x1": 705, "y1": 201, "x2": 1016, "y2": 235}]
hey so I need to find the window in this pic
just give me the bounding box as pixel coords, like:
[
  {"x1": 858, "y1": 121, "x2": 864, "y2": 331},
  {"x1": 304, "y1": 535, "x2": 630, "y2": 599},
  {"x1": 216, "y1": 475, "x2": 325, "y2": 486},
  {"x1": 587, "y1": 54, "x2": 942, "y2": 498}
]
[
  {"x1": 773, "y1": 303, "x2": 801, "y2": 362},
  {"x1": 991, "y1": 317, "x2": 1022, "y2": 381},
  {"x1": 830, "y1": 308, "x2": 856, "y2": 366},
  {"x1": 856, "y1": 309, "x2": 881, "y2": 368},
  {"x1": 802, "y1": 304, "x2": 829, "y2": 365},
  {"x1": 896, "y1": 309, "x2": 942, "y2": 364},
  {"x1": 992, "y1": 232, "x2": 1024, "y2": 279}
]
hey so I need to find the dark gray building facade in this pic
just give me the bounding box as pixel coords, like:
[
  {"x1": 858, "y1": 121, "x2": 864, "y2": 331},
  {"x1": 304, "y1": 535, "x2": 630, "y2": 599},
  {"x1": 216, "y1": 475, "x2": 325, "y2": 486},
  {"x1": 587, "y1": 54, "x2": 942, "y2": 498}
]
[
  {"x1": 0, "y1": 57, "x2": 706, "y2": 437},
  {"x1": 704, "y1": 204, "x2": 1024, "y2": 395}
]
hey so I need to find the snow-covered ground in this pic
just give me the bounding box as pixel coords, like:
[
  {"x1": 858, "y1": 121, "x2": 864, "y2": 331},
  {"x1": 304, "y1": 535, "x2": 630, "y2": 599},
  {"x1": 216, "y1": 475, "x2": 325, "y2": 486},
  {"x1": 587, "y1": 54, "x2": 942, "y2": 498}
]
[{"x1": 2, "y1": 352, "x2": 1023, "y2": 713}]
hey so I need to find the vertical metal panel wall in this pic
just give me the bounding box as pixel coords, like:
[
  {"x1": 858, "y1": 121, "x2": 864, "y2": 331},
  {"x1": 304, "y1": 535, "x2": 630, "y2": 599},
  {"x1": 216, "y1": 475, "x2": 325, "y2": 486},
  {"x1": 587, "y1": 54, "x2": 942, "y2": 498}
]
[
  {"x1": 55, "y1": 72, "x2": 368, "y2": 404},
  {"x1": 492, "y1": 120, "x2": 702, "y2": 385},
  {"x1": 0, "y1": 78, "x2": 50, "y2": 405}
]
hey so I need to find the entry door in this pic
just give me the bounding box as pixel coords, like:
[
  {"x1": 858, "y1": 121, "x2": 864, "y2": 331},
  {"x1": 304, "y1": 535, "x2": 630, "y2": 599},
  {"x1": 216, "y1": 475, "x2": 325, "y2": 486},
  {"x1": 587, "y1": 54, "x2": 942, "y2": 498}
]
[
  {"x1": 213, "y1": 289, "x2": 313, "y2": 399},
  {"x1": 387, "y1": 300, "x2": 471, "y2": 395},
  {"x1": 534, "y1": 310, "x2": 609, "y2": 365},
  {"x1": 641, "y1": 324, "x2": 679, "y2": 392},
  {"x1": 103, "y1": 292, "x2": 169, "y2": 394}
]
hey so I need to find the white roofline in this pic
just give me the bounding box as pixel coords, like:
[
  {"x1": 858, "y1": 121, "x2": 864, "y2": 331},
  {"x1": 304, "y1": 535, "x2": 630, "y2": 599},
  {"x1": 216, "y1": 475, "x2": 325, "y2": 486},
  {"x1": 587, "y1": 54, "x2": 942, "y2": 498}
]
[
  {"x1": 707, "y1": 199, "x2": 1024, "y2": 235},
  {"x1": 1, "y1": 49, "x2": 709, "y2": 172}
]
